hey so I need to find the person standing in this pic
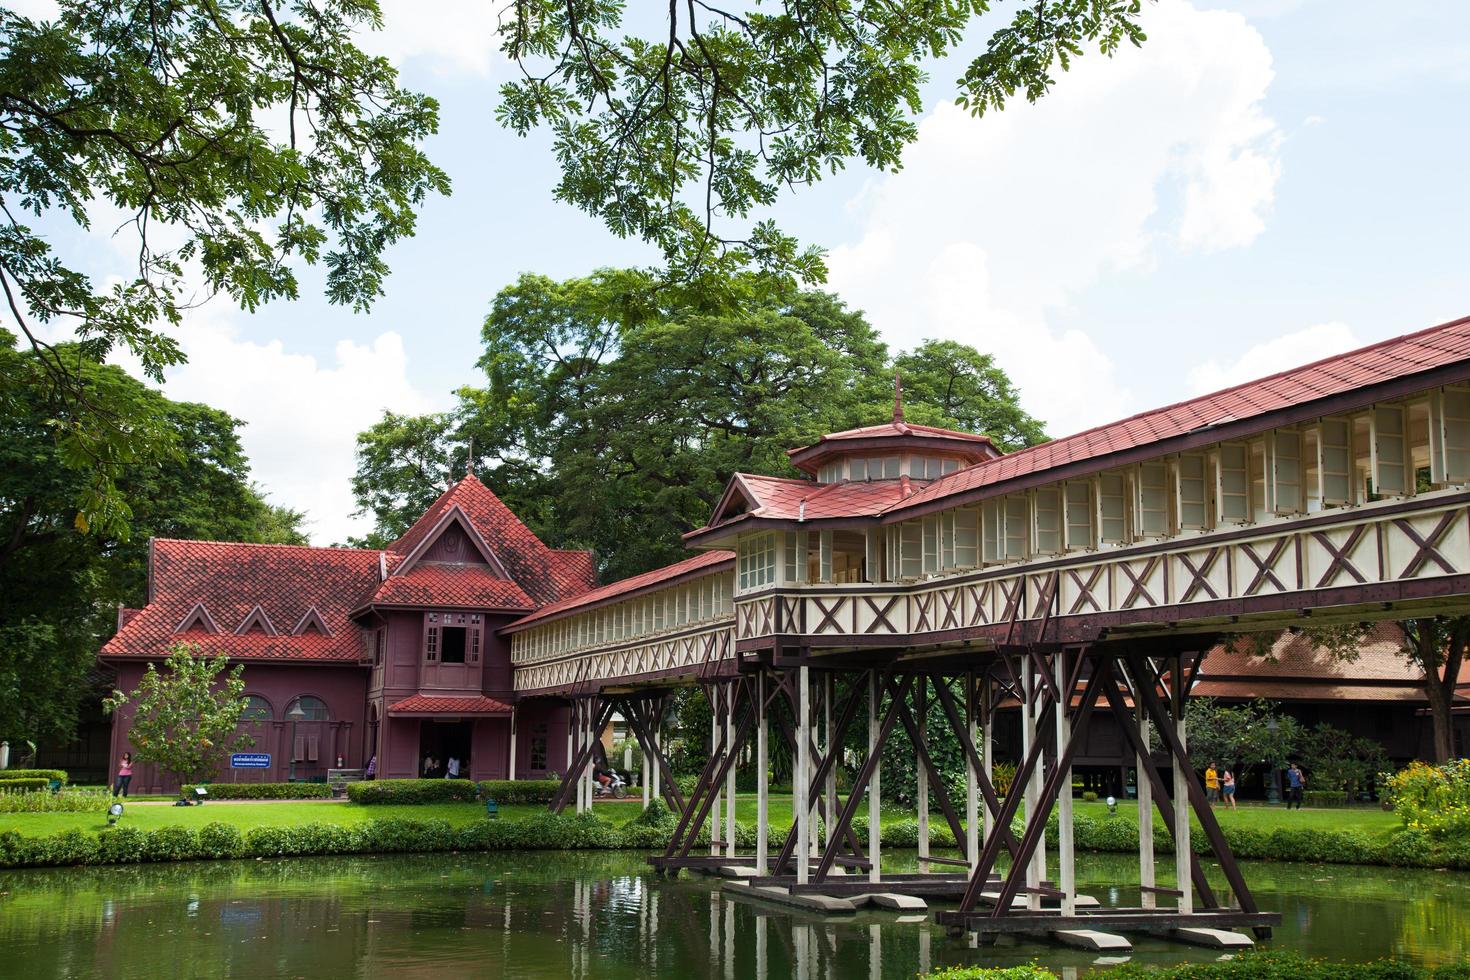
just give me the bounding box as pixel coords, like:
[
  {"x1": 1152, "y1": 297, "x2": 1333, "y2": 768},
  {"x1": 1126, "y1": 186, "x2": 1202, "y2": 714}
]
[
  {"x1": 422, "y1": 753, "x2": 433, "y2": 778},
  {"x1": 1286, "y1": 762, "x2": 1306, "y2": 809},
  {"x1": 113, "y1": 752, "x2": 133, "y2": 798},
  {"x1": 364, "y1": 755, "x2": 377, "y2": 781},
  {"x1": 1204, "y1": 762, "x2": 1220, "y2": 805},
  {"x1": 1221, "y1": 769, "x2": 1237, "y2": 810},
  {"x1": 446, "y1": 756, "x2": 460, "y2": 779}
]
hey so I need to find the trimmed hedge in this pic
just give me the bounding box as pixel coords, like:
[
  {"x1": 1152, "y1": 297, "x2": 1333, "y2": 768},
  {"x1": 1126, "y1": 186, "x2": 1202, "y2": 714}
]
[
  {"x1": 928, "y1": 951, "x2": 1470, "y2": 978},
  {"x1": 1301, "y1": 790, "x2": 1354, "y2": 808},
  {"x1": 0, "y1": 769, "x2": 67, "y2": 785},
  {"x1": 347, "y1": 779, "x2": 479, "y2": 804},
  {"x1": 478, "y1": 779, "x2": 559, "y2": 804},
  {"x1": 182, "y1": 782, "x2": 333, "y2": 800},
  {"x1": 0, "y1": 778, "x2": 49, "y2": 793}
]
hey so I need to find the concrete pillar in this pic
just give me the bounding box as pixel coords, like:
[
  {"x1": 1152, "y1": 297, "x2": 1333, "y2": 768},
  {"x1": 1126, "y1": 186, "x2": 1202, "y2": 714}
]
[
  {"x1": 1138, "y1": 694, "x2": 1156, "y2": 909},
  {"x1": 1055, "y1": 650, "x2": 1076, "y2": 916},
  {"x1": 757, "y1": 673, "x2": 770, "y2": 875},
  {"x1": 796, "y1": 664, "x2": 811, "y2": 885},
  {"x1": 916, "y1": 676, "x2": 929, "y2": 869},
  {"x1": 1173, "y1": 657, "x2": 1193, "y2": 914},
  {"x1": 868, "y1": 669, "x2": 882, "y2": 885}
]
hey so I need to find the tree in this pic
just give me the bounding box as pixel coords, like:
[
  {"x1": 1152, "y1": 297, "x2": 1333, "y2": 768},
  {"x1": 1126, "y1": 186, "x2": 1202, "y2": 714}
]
[
  {"x1": 0, "y1": 340, "x2": 306, "y2": 745},
  {"x1": 350, "y1": 270, "x2": 1047, "y2": 579},
  {"x1": 1297, "y1": 620, "x2": 1466, "y2": 764},
  {"x1": 1183, "y1": 697, "x2": 1299, "y2": 782},
  {"x1": 894, "y1": 340, "x2": 1048, "y2": 451},
  {"x1": 103, "y1": 644, "x2": 252, "y2": 788},
  {"x1": 1296, "y1": 723, "x2": 1390, "y2": 799},
  {"x1": 0, "y1": 0, "x2": 448, "y2": 535},
  {"x1": 497, "y1": 1, "x2": 1147, "y2": 284}
]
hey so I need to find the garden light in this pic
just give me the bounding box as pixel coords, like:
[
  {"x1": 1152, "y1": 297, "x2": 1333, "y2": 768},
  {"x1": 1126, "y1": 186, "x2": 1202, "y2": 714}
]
[
  {"x1": 1106, "y1": 795, "x2": 1117, "y2": 816},
  {"x1": 107, "y1": 802, "x2": 124, "y2": 826}
]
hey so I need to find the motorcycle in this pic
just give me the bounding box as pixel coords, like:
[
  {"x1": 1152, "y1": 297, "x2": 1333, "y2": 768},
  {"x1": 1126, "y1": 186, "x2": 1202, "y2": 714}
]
[{"x1": 594, "y1": 769, "x2": 629, "y2": 799}]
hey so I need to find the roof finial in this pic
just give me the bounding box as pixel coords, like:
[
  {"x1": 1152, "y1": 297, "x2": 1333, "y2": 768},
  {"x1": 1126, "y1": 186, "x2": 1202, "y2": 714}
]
[
  {"x1": 893, "y1": 372, "x2": 904, "y2": 424},
  {"x1": 466, "y1": 436, "x2": 475, "y2": 478}
]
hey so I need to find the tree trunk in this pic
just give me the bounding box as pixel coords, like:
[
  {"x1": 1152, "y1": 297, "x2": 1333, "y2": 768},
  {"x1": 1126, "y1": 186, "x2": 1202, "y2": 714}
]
[{"x1": 1416, "y1": 620, "x2": 1465, "y2": 763}]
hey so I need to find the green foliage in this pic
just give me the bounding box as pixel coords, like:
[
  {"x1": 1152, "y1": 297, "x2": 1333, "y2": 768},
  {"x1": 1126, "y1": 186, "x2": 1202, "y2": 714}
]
[
  {"x1": 927, "y1": 951, "x2": 1470, "y2": 979},
  {"x1": 0, "y1": 769, "x2": 67, "y2": 784},
  {"x1": 1184, "y1": 697, "x2": 1300, "y2": 778},
  {"x1": 181, "y1": 782, "x2": 332, "y2": 801},
  {"x1": 476, "y1": 780, "x2": 560, "y2": 805},
  {"x1": 0, "y1": 0, "x2": 447, "y2": 535},
  {"x1": 346, "y1": 779, "x2": 479, "y2": 805},
  {"x1": 103, "y1": 644, "x2": 252, "y2": 787},
  {"x1": 497, "y1": 2, "x2": 1145, "y2": 285},
  {"x1": 0, "y1": 346, "x2": 305, "y2": 746},
  {"x1": 1387, "y1": 760, "x2": 1470, "y2": 839},
  {"x1": 1298, "y1": 724, "x2": 1390, "y2": 799},
  {"x1": 351, "y1": 272, "x2": 1044, "y2": 578}
]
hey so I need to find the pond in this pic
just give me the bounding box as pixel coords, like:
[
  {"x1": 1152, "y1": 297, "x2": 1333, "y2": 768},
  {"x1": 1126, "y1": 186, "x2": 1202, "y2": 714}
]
[{"x1": 0, "y1": 850, "x2": 1466, "y2": 978}]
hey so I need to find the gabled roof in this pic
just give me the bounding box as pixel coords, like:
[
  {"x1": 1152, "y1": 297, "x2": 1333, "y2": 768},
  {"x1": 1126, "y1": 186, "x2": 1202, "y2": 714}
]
[
  {"x1": 388, "y1": 475, "x2": 591, "y2": 605},
  {"x1": 888, "y1": 313, "x2": 1470, "y2": 517},
  {"x1": 717, "y1": 473, "x2": 910, "y2": 524},
  {"x1": 786, "y1": 420, "x2": 999, "y2": 475},
  {"x1": 504, "y1": 550, "x2": 734, "y2": 632},
  {"x1": 1192, "y1": 624, "x2": 1433, "y2": 702},
  {"x1": 103, "y1": 540, "x2": 380, "y2": 663},
  {"x1": 371, "y1": 563, "x2": 536, "y2": 611},
  {"x1": 387, "y1": 694, "x2": 512, "y2": 716}
]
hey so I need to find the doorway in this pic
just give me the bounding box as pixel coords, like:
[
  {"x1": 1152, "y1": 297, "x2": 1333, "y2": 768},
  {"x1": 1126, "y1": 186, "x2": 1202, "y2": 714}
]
[{"x1": 418, "y1": 719, "x2": 473, "y2": 777}]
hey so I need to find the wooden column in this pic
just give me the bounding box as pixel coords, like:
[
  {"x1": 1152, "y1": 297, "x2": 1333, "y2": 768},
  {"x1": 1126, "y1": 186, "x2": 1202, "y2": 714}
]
[
  {"x1": 982, "y1": 678, "x2": 995, "y2": 843},
  {"x1": 916, "y1": 675, "x2": 930, "y2": 870},
  {"x1": 725, "y1": 682, "x2": 737, "y2": 860},
  {"x1": 508, "y1": 704, "x2": 518, "y2": 781},
  {"x1": 1173, "y1": 655, "x2": 1193, "y2": 914},
  {"x1": 824, "y1": 673, "x2": 837, "y2": 855},
  {"x1": 1137, "y1": 690, "x2": 1156, "y2": 909},
  {"x1": 965, "y1": 671, "x2": 979, "y2": 873},
  {"x1": 756, "y1": 672, "x2": 770, "y2": 875},
  {"x1": 796, "y1": 664, "x2": 811, "y2": 885},
  {"x1": 1055, "y1": 649, "x2": 1076, "y2": 916},
  {"x1": 868, "y1": 669, "x2": 882, "y2": 885},
  {"x1": 1021, "y1": 658, "x2": 1045, "y2": 909},
  {"x1": 565, "y1": 702, "x2": 575, "y2": 810},
  {"x1": 651, "y1": 700, "x2": 662, "y2": 804},
  {"x1": 710, "y1": 688, "x2": 723, "y2": 857}
]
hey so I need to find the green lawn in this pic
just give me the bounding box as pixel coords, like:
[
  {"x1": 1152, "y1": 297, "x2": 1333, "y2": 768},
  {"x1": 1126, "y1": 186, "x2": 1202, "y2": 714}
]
[{"x1": 0, "y1": 792, "x2": 1401, "y2": 842}]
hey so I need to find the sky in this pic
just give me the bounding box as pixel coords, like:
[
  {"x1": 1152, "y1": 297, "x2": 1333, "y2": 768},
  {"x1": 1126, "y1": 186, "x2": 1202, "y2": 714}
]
[{"x1": 20, "y1": 0, "x2": 1470, "y2": 545}]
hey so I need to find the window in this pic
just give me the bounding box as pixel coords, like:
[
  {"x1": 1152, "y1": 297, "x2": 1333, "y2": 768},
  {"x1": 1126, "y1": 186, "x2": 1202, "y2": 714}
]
[
  {"x1": 982, "y1": 498, "x2": 1003, "y2": 563},
  {"x1": 1176, "y1": 454, "x2": 1208, "y2": 530},
  {"x1": 372, "y1": 629, "x2": 385, "y2": 667},
  {"x1": 899, "y1": 520, "x2": 922, "y2": 578},
  {"x1": 921, "y1": 516, "x2": 940, "y2": 574},
  {"x1": 1319, "y1": 418, "x2": 1354, "y2": 505},
  {"x1": 942, "y1": 458, "x2": 960, "y2": 475},
  {"x1": 1216, "y1": 444, "x2": 1250, "y2": 524},
  {"x1": 441, "y1": 626, "x2": 467, "y2": 664},
  {"x1": 241, "y1": 695, "x2": 272, "y2": 722},
  {"x1": 1269, "y1": 429, "x2": 1303, "y2": 514},
  {"x1": 424, "y1": 615, "x2": 439, "y2": 662},
  {"x1": 865, "y1": 528, "x2": 884, "y2": 582},
  {"x1": 1436, "y1": 387, "x2": 1470, "y2": 484},
  {"x1": 1136, "y1": 462, "x2": 1169, "y2": 538},
  {"x1": 1097, "y1": 472, "x2": 1130, "y2": 544},
  {"x1": 908, "y1": 457, "x2": 947, "y2": 479},
  {"x1": 1033, "y1": 488, "x2": 1062, "y2": 554},
  {"x1": 819, "y1": 530, "x2": 835, "y2": 582},
  {"x1": 849, "y1": 458, "x2": 867, "y2": 481},
  {"x1": 1004, "y1": 496, "x2": 1029, "y2": 560},
  {"x1": 1371, "y1": 404, "x2": 1410, "y2": 496},
  {"x1": 530, "y1": 723, "x2": 548, "y2": 771},
  {"x1": 737, "y1": 532, "x2": 777, "y2": 591},
  {"x1": 1064, "y1": 482, "x2": 1093, "y2": 550},
  {"x1": 955, "y1": 508, "x2": 980, "y2": 567},
  {"x1": 939, "y1": 511, "x2": 956, "y2": 569},
  {"x1": 287, "y1": 696, "x2": 329, "y2": 721}
]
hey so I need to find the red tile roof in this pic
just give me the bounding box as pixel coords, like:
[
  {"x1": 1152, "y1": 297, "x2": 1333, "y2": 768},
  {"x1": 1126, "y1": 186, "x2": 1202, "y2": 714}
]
[
  {"x1": 506, "y1": 550, "x2": 734, "y2": 630},
  {"x1": 786, "y1": 420, "x2": 999, "y2": 474},
  {"x1": 889, "y1": 314, "x2": 1470, "y2": 516},
  {"x1": 549, "y1": 549, "x2": 599, "y2": 599},
  {"x1": 371, "y1": 563, "x2": 535, "y2": 611},
  {"x1": 387, "y1": 694, "x2": 512, "y2": 715},
  {"x1": 733, "y1": 473, "x2": 910, "y2": 520},
  {"x1": 101, "y1": 539, "x2": 380, "y2": 663},
  {"x1": 389, "y1": 475, "x2": 583, "y2": 605},
  {"x1": 1192, "y1": 625, "x2": 1431, "y2": 702}
]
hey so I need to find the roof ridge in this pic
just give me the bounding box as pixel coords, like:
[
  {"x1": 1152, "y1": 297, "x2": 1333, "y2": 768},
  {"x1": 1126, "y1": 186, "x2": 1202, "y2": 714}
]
[{"x1": 152, "y1": 538, "x2": 382, "y2": 556}]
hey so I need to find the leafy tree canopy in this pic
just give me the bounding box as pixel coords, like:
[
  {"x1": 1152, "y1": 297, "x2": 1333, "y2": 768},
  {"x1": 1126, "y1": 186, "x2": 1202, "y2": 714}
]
[
  {"x1": 103, "y1": 643, "x2": 252, "y2": 788},
  {"x1": 350, "y1": 270, "x2": 1047, "y2": 579},
  {"x1": 0, "y1": 0, "x2": 448, "y2": 536},
  {"x1": 0, "y1": 338, "x2": 306, "y2": 744},
  {"x1": 498, "y1": 0, "x2": 1147, "y2": 283}
]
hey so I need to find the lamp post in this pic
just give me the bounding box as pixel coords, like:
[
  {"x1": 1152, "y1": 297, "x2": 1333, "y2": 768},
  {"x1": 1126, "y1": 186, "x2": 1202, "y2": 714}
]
[
  {"x1": 287, "y1": 701, "x2": 307, "y2": 782},
  {"x1": 1265, "y1": 717, "x2": 1281, "y2": 804}
]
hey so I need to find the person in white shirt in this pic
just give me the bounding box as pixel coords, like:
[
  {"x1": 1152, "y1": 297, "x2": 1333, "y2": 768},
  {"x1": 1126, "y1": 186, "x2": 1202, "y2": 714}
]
[{"x1": 446, "y1": 756, "x2": 460, "y2": 779}]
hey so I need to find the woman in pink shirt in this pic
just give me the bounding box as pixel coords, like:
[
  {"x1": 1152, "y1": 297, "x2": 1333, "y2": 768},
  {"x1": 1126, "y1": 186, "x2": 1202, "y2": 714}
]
[{"x1": 113, "y1": 753, "x2": 133, "y2": 798}]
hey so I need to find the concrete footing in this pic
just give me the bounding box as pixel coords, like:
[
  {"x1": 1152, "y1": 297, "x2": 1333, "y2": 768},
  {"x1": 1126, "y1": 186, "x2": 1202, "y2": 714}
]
[
  {"x1": 1171, "y1": 926, "x2": 1254, "y2": 949},
  {"x1": 1049, "y1": 929, "x2": 1133, "y2": 951}
]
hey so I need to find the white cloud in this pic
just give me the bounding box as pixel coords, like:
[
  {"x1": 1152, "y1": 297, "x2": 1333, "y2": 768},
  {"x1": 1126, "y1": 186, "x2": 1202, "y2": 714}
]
[
  {"x1": 157, "y1": 315, "x2": 448, "y2": 545},
  {"x1": 827, "y1": 0, "x2": 1281, "y2": 439},
  {"x1": 359, "y1": 0, "x2": 504, "y2": 77},
  {"x1": 1187, "y1": 321, "x2": 1360, "y2": 395}
]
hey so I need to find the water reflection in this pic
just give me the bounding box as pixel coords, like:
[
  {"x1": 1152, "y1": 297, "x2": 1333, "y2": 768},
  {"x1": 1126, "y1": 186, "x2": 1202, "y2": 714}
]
[{"x1": 0, "y1": 851, "x2": 1466, "y2": 978}]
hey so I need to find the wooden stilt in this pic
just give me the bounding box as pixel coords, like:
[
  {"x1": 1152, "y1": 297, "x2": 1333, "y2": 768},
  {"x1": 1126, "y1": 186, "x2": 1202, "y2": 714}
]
[
  {"x1": 1055, "y1": 649, "x2": 1076, "y2": 917},
  {"x1": 868, "y1": 670, "x2": 881, "y2": 885},
  {"x1": 796, "y1": 665, "x2": 811, "y2": 885},
  {"x1": 726, "y1": 681, "x2": 737, "y2": 860},
  {"x1": 1172, "y1": 656, "x2": 1193, "y2": 915},
  {"x1": 982, "y1": 677, "x2": 995, "y2": 843},
  {"x1": 508, "y1": 704, "x2": 518, "y2": 781},
  {"x1": 1137, "y1": 693, "x2": 1155, "y2": 909},
  {"x1": 710, "y1": 686, "x2": 722, "y2": 857},
  {"x1": 965, "y1": 672, "x2": 979, "y2": 873},
  {"x1": 916, "y1": 675, "x2": 930, "y2": 871},
  {"x1": 757, "y1": 672, "x2": 770, "y2": 875},
  {"x1": 824, "y1": 672, "x2": 837, "y2": 856}
]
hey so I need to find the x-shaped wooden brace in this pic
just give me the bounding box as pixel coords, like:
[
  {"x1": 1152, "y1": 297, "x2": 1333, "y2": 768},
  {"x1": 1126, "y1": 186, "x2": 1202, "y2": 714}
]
[
  {"x1": 967, "y1": 582, "x2": 992, "y2": 625},
  {"x1": 863, "y1": 595, "x2": 902, "y2": 634},
  {"x1": 773, "y1": 675, "x2": 869, "y2": 876},
  {"x1": 1312, "y1": 525, "x2": 1370, "y2": 587},
  {"x1": 939, "y1": 588, "x2": 962, "y2": 630},
  {"x1": 1066, "y1": 566, "x2": 1105, "y2": 614},
  {"x1": 665, "y1": 680, "x2": 756, "y2": 859},
  {"x1": 811, "y1": 596, "x2": 848, "y2": 634},
  {"x1": 620, "y1": 694, "x2": 685, "y2": 812},
  {"x1": 1396, "y1": 511, "x2": 1459, "y2": 577},
  {"x1": 1240, "y1": 537, "x2": 1292, "y2": 595},
  {"x1": 1178, "y1": 547, "x2": 1223, "y2": 601},
  {"x1": 1120, "y1": 556, "x2": 1162, "y2": 608}
]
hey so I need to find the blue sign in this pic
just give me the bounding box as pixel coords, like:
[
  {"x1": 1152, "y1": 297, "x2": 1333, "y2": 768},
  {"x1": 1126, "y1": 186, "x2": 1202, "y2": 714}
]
[{"x1": 230, "y1": 753, "x2": 271, "y2": 769}]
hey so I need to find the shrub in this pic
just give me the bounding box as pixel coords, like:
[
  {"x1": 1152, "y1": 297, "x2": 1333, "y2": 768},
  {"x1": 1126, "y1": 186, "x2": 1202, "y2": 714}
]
[
  {"x1": 196, "y1": 822, "x2": 244, "y2": 859},
  {"x1": 1081, "y1": 791, "x2": 1098, "y2": 802},
  {"x1": 1387, "y1": 760, "x2": 1470, "y2": 838},
  {"x1": 1301, "y1": 790, "x2": 1353, "y2": 808},
  {"x1": 0, "y1": 788, "x2": 109, "y2": 813},
  {"x1": 0, "y1": 769, "x2": 67, "y2": 784},
  {"x1": 347, "y1": 778, "x2": 479, "y2": 804},
  {"x1": 97, "y1": 826, "x2": 148, "y2": 864},
  {"x1": 0, "y1": 778, "x2": 50, "y2": 793},
  {"x1": 478, "y1": 779, "x2": 560, "y2": 804},
  {"x1": 927, "y1": 950, "x2": 1470, "y2": 979},
  {"x1": 183, "y1": 782, "x2": 332, "y2": 800}
]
